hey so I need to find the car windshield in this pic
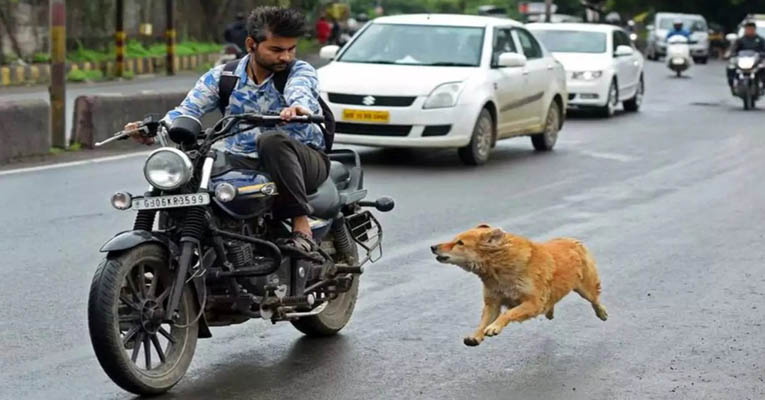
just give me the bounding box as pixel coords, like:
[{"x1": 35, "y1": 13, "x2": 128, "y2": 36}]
[
  {"x1": 659, "y1": 17, "x2": 707, "y2": 32},
  {"x1": 530, "y1": 30, "x2": 607, "y2": 53},
  {"x1": 338, "y1": 23, "x2": 484, "y2": 67}
]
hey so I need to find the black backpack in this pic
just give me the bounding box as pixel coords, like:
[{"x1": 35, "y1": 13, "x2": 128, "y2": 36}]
[{"x1": 218, "y1": 60, "x2": 336, "y2": 152}]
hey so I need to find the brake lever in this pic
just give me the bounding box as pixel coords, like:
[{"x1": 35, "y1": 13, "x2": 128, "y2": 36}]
[{"x1": 95, "y1": 125, "x2": 152, "y2": 147}]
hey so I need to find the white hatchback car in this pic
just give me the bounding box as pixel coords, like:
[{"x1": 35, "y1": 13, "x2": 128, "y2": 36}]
[
  {"x1": 528, "y1": 23, "x2": 645, "y2": 117},
  {"x1": 317, "y1": 14, "x2": 567, "y2": 165}
]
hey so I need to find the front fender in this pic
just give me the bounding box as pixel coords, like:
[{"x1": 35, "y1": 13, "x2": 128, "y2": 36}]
[{"x1": 100, "y1": 230, "x2": 180, "y2": 256}]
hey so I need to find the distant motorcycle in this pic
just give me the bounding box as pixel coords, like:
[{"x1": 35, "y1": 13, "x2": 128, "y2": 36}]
[
  {"x1": 730, "y1": 50, "x2": 764, "y2": 110},
  {"x1": 214, "y1": 43, "x2": 244, "y2": 67},
  {"x1": 88, "y1": 113, "x2": 394, "y2": 395},
  {"x1": 666, "y1": 36, "x2": 695, "y2": 77}
]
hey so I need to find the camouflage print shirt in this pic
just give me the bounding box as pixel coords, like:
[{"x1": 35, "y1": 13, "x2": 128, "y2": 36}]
[{"x1": 163, "y1": 55, "x2": 324, "y2": 156}]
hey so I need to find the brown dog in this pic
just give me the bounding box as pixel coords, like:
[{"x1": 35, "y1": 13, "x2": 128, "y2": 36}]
[{"x1": 431, "y1": 224, "x2": 607, "y2": 346}]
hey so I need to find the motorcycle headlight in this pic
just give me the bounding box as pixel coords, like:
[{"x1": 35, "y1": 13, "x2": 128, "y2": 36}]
[
  {"x1": 143, "y1": 148, "x2": 194, "y2": 190},
  {"x1": 738, "y1": 57, "x2": 756, "y2": 70},
  {"x1": 572, "y1": 71, "x2": 603, "y2": 81},
  {"x1": 423, "y1": 82, "x2": 464, "y2": 109}
]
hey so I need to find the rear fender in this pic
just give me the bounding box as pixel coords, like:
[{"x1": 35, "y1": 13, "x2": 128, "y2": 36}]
[{"x1": 99, "y1": 230, "x2": 212, "y2": 339}]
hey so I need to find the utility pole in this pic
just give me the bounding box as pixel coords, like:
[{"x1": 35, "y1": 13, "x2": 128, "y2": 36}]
[
  {"x1": 545, "y1": 0, "x2": 553, "y2": 23},
  {"x1": 115, "y1": 0, "x2": 125, "y2": 77},
  {"x1": 49, "y1": 0, "x2": 66, "y2": 148},
  {"x1": 165, "y1": 0, "x2": 175, "y2": 75}
]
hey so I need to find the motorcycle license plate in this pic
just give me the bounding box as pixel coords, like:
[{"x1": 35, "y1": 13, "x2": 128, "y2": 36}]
[
  {"x1": 132, "y1": 193, "x2": 210, "y2": 210},
  {"x1": 672, "y1": 58, "x2": 685, "y2": 65}
]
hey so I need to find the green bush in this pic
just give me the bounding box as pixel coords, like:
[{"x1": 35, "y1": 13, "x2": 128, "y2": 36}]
[
  {"x1": 33, "y1": 52, "x2": 50, "y2": 63},
  {"x1": 67, "y1": 69, "x2": 104, "y2": 82}
]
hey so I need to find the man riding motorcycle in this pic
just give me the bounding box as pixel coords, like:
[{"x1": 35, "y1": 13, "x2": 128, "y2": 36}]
[
  {"x1": 666, "y1": 19, "x2": 691, "y2": 40},
  {"x1": 727, "y1": 21, "x2": 765, "y2": 91},
  {"x1": 223, "y1": 12, "x2": 248, "y2": 58},
  {"x1": 127, "y1": 6, "x2": 327, "y2": 253}
]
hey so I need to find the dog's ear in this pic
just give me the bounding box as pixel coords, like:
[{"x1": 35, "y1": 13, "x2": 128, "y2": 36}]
[
  {"x1": 482, "y1": 228, "x2": 505, "y2": 246},
  {"x1": 475, "y1": 223, "x2": 491, "y2": 229}
]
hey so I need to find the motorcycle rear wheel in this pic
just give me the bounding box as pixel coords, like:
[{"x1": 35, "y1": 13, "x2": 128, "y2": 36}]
[
  {"x1": 88, "y1": 244, "x2": 198, "y2": 395},
  {"x1": 291, "y1": 225, "x2": 360, "y2": 336}
]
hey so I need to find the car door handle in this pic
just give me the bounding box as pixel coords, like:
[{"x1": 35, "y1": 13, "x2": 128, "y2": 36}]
[
  {"x1": 522, "y1": 70, "x2": 529, "y2": 75},
  {"x1": 547, "y1": 65, "x2": 554, "y2": 70}
]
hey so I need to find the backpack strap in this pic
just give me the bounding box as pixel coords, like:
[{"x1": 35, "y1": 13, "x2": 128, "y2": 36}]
[{"x1": 218, "y1": 60, "x2": 240, "y2": 114}]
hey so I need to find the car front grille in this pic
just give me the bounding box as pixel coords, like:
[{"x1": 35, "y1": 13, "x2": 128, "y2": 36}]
[
  {"x1": 335, "y1": 122, "x2": 412, "y2": 136},
  {"x1": 327, "y1": 93, "x2": 417, "y2": 107}
]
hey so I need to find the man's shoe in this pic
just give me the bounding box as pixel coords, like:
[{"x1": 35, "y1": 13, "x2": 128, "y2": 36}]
[{"x1": 281, "y1": 231, "x2": 318, "y2": 253}]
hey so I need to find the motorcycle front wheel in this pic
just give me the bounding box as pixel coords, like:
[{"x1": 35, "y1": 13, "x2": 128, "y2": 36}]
[{"x1": 88, "y1": 243, "x2": 198, "y2": 395}]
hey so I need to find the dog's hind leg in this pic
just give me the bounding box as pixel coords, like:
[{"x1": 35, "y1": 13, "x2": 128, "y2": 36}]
[{"x1": 575, "y1": 282, "x2": 608, "y2": 321}]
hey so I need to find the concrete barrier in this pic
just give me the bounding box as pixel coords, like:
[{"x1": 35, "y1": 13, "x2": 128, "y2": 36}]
[
  {"x1": 0, "y1": 99, "x2": 51, "y2": 164},
  {"x1": 73, "y1": 92, "x2": 220, "y2": 149}
]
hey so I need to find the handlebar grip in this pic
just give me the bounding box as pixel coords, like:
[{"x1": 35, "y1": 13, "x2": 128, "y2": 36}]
[{"x1": 308, "y1": 115, "x2": 325, "y2": 124}]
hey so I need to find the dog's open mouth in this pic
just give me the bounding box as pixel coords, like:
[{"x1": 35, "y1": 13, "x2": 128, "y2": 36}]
[{"x1": 436, "y1": 255, "x2": 450, "y2": 263}]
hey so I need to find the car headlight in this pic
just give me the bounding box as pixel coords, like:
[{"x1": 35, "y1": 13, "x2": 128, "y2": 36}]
[
  {"x1": 738, "y1": 57, "x2": 756, "y2": 70},
  {"x1": 571, "y1": 71, "x2": 603, "y2": 81},
  {"x1": 423, "y1": 82, "x2": 464, "y2": 109},
  {"x1": 143, "y1": 148, "x2": 194, "y2": 190}
]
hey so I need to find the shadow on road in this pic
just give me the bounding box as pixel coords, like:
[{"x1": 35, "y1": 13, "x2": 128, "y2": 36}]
[
  {"x1": 348, "y1": 145, "x2": 554, "y2": 171},
  {"x1": 144, "y1": 335, "x2": 352, "y2": 400}
]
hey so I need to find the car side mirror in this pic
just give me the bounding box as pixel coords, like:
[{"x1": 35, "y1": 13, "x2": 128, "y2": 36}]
[
  {"x1": 320, "y1": 45, "x2": 341, "y2": 60},
  {"x1": 498, "y1": 52, "x2": 527, "y2": 68},
  {"x1": 725, "y1": 33, "x2": 738, "y2": 42},
  {"x1": 614, "y1": 45, "x2": 634, "y2": 57}
]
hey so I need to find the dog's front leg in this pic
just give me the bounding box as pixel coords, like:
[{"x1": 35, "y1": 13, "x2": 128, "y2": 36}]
[
  {"x1": 464, "y1": 298, "x2": 500, "y2": 346},
  {"x1": 484, "y1": 300, "x2": 542, "y2": 337}
]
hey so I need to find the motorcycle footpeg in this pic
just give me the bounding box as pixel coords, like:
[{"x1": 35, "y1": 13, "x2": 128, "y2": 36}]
[{"x1": 334, "y1": 265, "x2": 364, "y2": 275}]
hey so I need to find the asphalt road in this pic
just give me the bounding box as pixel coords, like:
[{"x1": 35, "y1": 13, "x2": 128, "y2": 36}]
[{"x1": 1, "y1": 59, "x2": 764, "y2": 400}]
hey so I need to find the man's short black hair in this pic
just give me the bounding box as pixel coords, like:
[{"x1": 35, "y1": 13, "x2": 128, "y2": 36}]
[
  {"x1": 247, "y1": 6, "x2": 306, "y2": 43},
  {"x1": 744, "y1": 21, "x2": 757, "y2": 28}
]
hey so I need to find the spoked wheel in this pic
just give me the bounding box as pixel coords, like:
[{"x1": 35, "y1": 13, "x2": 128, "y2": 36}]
[
  {"x1": 292, "y1": 225, "x2": 360, "y2": 336},
  {"x1": 88, "y1": 244, "x2": 198, "y2": 395}
]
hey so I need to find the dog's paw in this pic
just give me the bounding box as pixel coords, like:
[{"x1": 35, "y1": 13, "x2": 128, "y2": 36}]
[
  {"x1": 483, "y1": 323, "x2": 504, "y2": 337},
  {"x1": 596, "y1": 305, "x2": 608, "y2": 321},
  {"x1": 463, "y1": 336, "x2": 483, "y2": 347}
]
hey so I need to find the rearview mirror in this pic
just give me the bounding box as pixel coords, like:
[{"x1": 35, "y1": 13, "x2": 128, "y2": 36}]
[
  {"x1": 498, "y1": 52, "x2": 527, "y2": 68},
  {"x1": 320, "y1": 45, "x2": 340, "y2": 60},
  {"x1": 614, "y1": 45, "x2": 634, "y2": 57},
  {"x1": 725, "y1": 33, "x2": 738, "y2": 42}
]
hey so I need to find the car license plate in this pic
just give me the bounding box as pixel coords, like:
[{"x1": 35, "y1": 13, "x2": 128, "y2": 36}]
[
  {"x1": 342, "y1": 109, "x2": 390, "y2": 123},
  {"x1": 132, "y1": 193, "x2": 210, "y2": 210}
]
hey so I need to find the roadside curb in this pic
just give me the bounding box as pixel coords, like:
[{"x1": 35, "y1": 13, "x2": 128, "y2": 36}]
[{"x1": 0, "y1": 53, "x2": 218, "y2": 87}]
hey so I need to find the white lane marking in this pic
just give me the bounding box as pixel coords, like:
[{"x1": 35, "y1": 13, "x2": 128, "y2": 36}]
[
  {"x1": 0, "y1": 151, "x2": 151, "y2": 176},
  {"x1": 579, "y1": 150, "x2": 639, "y2": 163}
]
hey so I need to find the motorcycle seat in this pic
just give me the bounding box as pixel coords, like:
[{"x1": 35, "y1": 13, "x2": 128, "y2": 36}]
[
  {"x1": 307, "y1": 177, "x2": 342, "y2": 219},
  {"x1": 329, "y1": 161, "x2": 350, "y2": 185}
]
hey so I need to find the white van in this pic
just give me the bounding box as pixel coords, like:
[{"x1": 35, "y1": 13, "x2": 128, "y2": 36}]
[{"x1": 645, "y1": 12, "x2": 709, "y2": 64}]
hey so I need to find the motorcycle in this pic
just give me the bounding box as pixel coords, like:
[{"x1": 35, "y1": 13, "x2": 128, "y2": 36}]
[
  {"x1": 87, "y1": 113, "x2": 394, "y2": 395},
  {"x1": 730, "y1": 50, "x2": 764, "y2": 110},
  {"x1": 666, "y1": 35, "x2": 695, "y2": 77},
  {"x1": 214, "y1": 43, "x2": 244, "y2": 67}
]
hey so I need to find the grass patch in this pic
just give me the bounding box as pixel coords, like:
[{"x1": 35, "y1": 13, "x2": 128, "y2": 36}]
[
  {"x1": 121, "y1": 70, "x2": 135, "y2": 79},
  {"x1": 33, "y1": 52, "x2": 50, "y2": 63},
  {"x1": 49, "y1": 142, "x2": 83, "y2": 154},
  {"x1": 297, "y1": 39, "x2": 320, "y2": 55},
  {"x1": 67, "y1": 69, "x2": 105, "y2": 82}
]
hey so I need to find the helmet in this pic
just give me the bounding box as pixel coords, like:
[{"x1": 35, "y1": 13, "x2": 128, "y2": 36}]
[{"x1": 673, "y1": 19, "x2": 683, "y2": 29}]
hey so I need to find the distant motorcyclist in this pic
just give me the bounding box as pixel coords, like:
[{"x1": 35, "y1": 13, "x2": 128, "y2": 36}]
[
  {"x1": 666, "y1": 19, "x2": 691, "y2": 40},
  {"x1": 224, "y1": 12, "x2": 248, "y2": 55},
  {"x1": 727, "y1": 21, "x2": 765, "y2": 91}
]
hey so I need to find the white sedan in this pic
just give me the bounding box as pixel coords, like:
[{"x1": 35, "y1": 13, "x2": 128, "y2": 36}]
[
  {"x1": 317, "y1": 14, "x2": 567, "y2": 165},
  {"x1": 528, "y1": 23, "x2": 645, "y2": 117}
]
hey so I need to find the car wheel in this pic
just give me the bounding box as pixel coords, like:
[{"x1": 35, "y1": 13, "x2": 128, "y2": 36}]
[
  {"x1": 531, "y1": 101, "x2": 560, "y2": 152},
  {"x1": 623, "y1": 75, "x2": 644, "y2": 112},
  {"x1": 598, "y1": 80, "x2": 618, "y2": 118},
  {"x1": 458, "y1": 108, "x2": 493, "y2": 166}
]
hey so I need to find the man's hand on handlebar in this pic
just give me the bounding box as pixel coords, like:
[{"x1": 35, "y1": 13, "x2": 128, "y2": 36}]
[
  {"x1": 279, "y1": 105, "x2": 311, "y2": 121},
  {"x1": 125, "y1": 121, "x2": 155, "y2": 145}
]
